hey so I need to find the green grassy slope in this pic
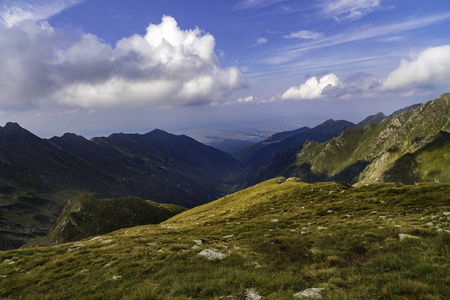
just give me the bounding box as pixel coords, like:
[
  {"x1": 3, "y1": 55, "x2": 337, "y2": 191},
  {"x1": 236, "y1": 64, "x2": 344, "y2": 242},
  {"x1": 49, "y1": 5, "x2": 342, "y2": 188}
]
[{"x1": 1, "y1": 178, "x2": 448, "y2": 299}]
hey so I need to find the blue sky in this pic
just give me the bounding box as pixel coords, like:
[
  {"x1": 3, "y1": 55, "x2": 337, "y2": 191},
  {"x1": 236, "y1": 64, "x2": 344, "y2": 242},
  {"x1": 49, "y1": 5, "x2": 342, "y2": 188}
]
[{"x1": 0, "y1": 0, "x2": 449, "y2": 140}]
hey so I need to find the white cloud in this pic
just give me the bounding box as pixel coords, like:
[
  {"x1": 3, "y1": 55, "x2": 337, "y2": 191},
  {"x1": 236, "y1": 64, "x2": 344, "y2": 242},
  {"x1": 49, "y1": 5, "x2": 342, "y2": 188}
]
[
  {"x1": 237, "y1": 96, "x2": 255, "y2": 103},
  {"x1": 284, "y1": 30, "x2": 323, "y2": 39},
  {"x1": 383, "y1": 45, "x2": 450, "y2": 90},
  {"x1": 256, "y1": 37, "x2": 268, "y2": 45},
  {"x1": 320, "y1": 0, "x2": 382, "y2": 21},
  {"x1": 282, "y1": 73, "x2": 341, "y2": 100},
  {"x1": 0, "y1": 14, "x2": 246, "y2": 109},
  {"x1": 0, "y1": 0, "x2": 83, "y2": 27}
]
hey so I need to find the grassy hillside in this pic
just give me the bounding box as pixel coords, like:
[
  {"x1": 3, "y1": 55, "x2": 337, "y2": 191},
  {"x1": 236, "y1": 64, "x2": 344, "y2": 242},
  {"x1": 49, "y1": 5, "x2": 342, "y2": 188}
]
[
  {"x1": 1, "y1": 178, "x2": 448, "y2": 299},
  {"x1": 25, "y1": 195, "x2": 187, "y2": 247}
]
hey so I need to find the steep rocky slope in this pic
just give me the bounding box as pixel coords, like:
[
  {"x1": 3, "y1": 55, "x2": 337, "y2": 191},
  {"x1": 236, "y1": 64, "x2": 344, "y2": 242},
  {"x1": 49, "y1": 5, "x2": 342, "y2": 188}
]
[{"x1": 256, "y1": 93, "x2": 450, "y2": 185}]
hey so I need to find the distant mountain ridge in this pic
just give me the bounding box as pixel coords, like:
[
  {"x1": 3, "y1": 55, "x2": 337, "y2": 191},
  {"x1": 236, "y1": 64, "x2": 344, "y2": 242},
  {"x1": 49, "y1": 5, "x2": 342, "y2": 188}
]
[
  {"x1": 236, "y1": 119, "x2": 354, "y2": 167},
  {"x1": 0, "y1": 126, "x2": 242, "y2": 249}
]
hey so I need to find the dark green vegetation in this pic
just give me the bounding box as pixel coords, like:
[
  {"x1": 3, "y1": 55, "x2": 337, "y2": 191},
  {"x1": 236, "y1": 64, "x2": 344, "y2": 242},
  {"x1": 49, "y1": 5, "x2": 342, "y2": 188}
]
[
  {"x1": 0, "y1": 126, "x2": 241, "y2": 249},
  {"x1": 0, "y1": 179, "x2": 448, "y2": 299},
  {"x1": 25, "y1": 195, "x2": 186, "y2": 247},
  {"x1": 251, "y1": 93, "x2": 450, "y2": 186}
]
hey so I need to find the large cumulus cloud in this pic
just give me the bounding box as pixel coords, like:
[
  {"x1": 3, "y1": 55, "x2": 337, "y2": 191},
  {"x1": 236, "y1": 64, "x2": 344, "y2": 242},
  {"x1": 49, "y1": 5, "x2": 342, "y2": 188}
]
[
  {"x1": 383, "y1": 45, "x2": 450, "y2": 90},
  {"x1": 0, "y1": 15, "x2": 246, "y2": 109}
]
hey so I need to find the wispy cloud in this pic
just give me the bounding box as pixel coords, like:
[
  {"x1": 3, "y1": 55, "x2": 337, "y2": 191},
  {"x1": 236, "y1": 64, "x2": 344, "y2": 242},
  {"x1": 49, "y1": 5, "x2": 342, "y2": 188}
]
[
  {"x1": 319, "y1": 0, "x2": 383, "y2": 21},
  {"x1": 265, "y1": 13, "x2": 450, "y2": 65},
  {"x1": 284, "y1": 30, "x2": 324, "y2": 39},
  {"x1": 0, "y1": 0, "x2": 84, "y2": 27},
  {"x1": 236, "y1": 0, "x2": 284, "y2": 10}
]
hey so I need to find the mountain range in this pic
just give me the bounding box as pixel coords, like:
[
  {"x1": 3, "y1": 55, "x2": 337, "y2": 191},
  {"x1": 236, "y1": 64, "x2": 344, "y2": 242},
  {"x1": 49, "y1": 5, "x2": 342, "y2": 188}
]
[
  {"x1": 0, "y1": 126, "x2": 242, "y2": 249},
  {"x1": 0, "y1": 93, "x2": 449, "y2": 250}
]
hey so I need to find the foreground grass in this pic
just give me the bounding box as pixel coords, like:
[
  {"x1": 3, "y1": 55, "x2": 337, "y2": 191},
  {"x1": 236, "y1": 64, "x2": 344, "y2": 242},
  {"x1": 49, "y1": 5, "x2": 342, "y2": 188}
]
[{"x1": 1, "y1": 179, "x2": 449, "y2": 299}]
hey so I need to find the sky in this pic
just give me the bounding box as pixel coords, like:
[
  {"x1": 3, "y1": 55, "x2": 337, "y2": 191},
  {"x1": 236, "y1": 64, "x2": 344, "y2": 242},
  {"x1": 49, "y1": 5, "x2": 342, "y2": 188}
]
[{"x1": 0, "y1": 0, "x2": 450, "y2": 140}]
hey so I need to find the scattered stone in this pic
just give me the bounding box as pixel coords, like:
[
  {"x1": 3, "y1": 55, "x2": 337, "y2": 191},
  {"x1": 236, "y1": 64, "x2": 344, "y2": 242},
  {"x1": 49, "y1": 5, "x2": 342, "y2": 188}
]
[
  {"x1": 443, "y1": 212, "x2": 450, "y2": 216},
  {"x1": 245, "y1": 288, "x2": 263, "y2": 300},
  {"x1": 89, "y1": 236, "x2": 105, "y2": 241},
  {"x1": 223, "y1": 234, "x2": 234, "y2": 239},
  {"x1": 394, "y1": 225, "x2": 402, "y2": 227},
  {"x1": 111, "y1": 275, "x2": 122, "y2": 280},
  {"x1": 3, "y1": 259, "x2": 14, "y2": 264},
  {"x1": 379, "y1": 216, "x2": 386, "y2": 219},
  {"x1": 102, "y1": 239, "x2": 114, "y2": 244},
  {"x1": 271, "y1": 219, "x2": 279, "y2": 223},
  {"x1": 399, "y1": 233, "x2": 420, "y2": 241},
  {"x1": 0, "y1": 275, "x2": 6, "y2": 278},
  {"x1": 181, "y1": 249, "x2": 189, "y2": 253},
  {"x1": 67, "y1": 244, "x2": 84, "y2": 251},
  {"x1": 317, "y1": 226, "x2": 327, "y2": 230},
  {"x1": 192, "y1": 245, "x2": 201, "y2": 250},
  {"x1": 104, "y1": 261, "x2": 115, "y2": 268},
  {"x1": 193, "y1": 239, "x2": 205, "y2": 246},
  {"x1": 198, "y1": 249, "x2": 228, "y2": 260},
  {"x1": 327, "y1": 210, "x2": 333, "y2": 213},
  {"x1": 147, "y1": 242, "x2": 157, "y2": 247},
  {"x1": 426, "y1": 222, "x2": 434, "y2": 226},
  {"x1": 293, "y1": 288, "x2": 324, "y2": 299},
  {"x1": 287, "y1": 177, "x2": 301, "y2": 182}
]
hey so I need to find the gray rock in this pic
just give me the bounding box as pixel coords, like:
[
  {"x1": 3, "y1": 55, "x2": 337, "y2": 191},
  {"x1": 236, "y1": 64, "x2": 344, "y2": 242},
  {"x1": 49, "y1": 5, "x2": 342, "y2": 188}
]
[
  {"x1": 245, "y1": 288, "x2": 263, "y2": 300},
  {"x1": 193, "y1": 239, "x2": 204, "y2": 246},
  {"x1": 399, "y1": 233, "x2": 420, "y2": 241},
  {"x1": 198, "y1": 249, "x2": 228, "y2": 260},
  {"x1": 293, "y1": 288, "x2": 324, "y2": 299},
  {"x1": 67, "y1": 244, "x2": 84, "y2": 251}
]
